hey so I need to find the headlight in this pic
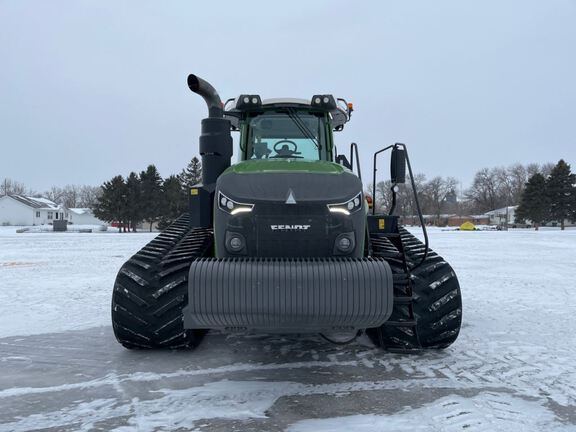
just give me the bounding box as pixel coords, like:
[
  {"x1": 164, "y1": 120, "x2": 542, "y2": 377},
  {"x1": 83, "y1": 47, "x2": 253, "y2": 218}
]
[
  {"x1": 327, "y1": 192, "x2": 363, "y2": 216},
  {"x1": 218, "y1": 192, "x2": 254, "y2": 215}
]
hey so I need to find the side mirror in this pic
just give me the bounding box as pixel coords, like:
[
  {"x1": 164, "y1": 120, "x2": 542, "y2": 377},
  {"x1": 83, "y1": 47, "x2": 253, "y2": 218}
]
[{"x1": 390, "y1": 147, "x2": 406, "y2": 183}]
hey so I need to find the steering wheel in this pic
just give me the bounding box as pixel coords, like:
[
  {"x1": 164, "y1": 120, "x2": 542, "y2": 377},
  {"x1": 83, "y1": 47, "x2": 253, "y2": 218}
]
[{"x1": 272, "y1": 140, "x2": 302, "y2": 158}]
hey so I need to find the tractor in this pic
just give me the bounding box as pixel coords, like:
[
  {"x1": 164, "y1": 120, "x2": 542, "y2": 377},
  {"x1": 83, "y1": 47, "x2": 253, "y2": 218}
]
[{"x1": 111, "y1": 75, "x2": 462, "y2": 352}]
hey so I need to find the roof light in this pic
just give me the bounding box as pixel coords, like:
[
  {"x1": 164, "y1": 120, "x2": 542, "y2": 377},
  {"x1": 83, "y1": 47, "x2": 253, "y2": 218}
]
[
  {"x1": 311, "y1": 94, "x2": 337, "y2": 110},
  {"x1": 236, "y1": 95, "x2": 262, "y2": 109}
]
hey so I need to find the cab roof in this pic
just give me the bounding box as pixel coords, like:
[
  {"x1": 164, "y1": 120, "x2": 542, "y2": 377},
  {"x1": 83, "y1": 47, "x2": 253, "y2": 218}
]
[{"x1": 224, "y1": 96, "x2": 352, "y2": 131}]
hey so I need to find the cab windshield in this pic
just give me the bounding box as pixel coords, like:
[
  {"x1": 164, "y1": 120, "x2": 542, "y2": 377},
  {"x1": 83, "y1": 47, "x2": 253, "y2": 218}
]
[{"x1": 244, "y1": 111, "x2": 328, "y2": 161}]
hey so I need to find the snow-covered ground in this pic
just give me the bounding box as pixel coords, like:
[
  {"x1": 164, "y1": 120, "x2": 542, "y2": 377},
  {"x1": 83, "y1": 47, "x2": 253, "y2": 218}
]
[
  {"x1": 0, "y1": 226, "x2": 156, "y2": 337},
  {"x1": 0, "y1": 226, "x2": 575, "y2": 431}
]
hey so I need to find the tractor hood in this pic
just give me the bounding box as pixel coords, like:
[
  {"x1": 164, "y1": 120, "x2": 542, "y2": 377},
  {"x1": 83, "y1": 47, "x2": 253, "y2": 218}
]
[
  {"x1": 217, "y1": 160, "x2": 361, "y2": 203},
  {"x1": 225, "y1": 159, "x2": 346, "y2": 175}
]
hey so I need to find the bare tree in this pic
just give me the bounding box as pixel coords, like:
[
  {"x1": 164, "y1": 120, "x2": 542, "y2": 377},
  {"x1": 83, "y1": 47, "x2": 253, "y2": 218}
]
[
  {"x1": 78, "y1": 185, "x2": 102, "y2": 208},
  {"x1": 526, "y1": 163, "x2": 540, "y2": 178},
  {"x1": 375, "y1": 180, "x2": 393, "y2": 214},
  {"x1": 507, "y1": 163, "x2": 527, "y2": 205},
  {"x1": 396, "y1": 173, "x2": 426, "y2": 216},
  {"x1": 465, "y1": 168, "x2": 501, "y2": 213},
  {"x1": 423, "y1": 176, "x2": 458, "y2": 224},
  {"x1": 42, "y1": 184, "x2": 101, "y2": 207},
  {"x1": 540, "y1": 162, "x2": 555, "y2": 178},
  {"x1": 494, "y1": 167, "x2": 514, "y2": 205},
  {"x1": 44, "y1": 186, "x2": 64, "y2": 204},
  {"x1": 1, "y1": 178, "x2": 27, "y2": 196},
  {"x1": 60, "y1": 185, "x2": 81, "y2": 208}
]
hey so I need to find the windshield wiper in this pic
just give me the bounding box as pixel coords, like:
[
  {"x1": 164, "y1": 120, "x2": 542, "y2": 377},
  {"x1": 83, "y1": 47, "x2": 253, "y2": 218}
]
[{"x1": 286, "y1": 108, "x2": 321, "y2": 150}]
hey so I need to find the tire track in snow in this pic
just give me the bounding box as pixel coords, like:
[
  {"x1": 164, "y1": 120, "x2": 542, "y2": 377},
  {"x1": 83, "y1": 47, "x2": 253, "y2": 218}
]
[
  {"x1": 0, "y1": 380, "x2": 501, "y2": 432},
  {"x1": 1, "y1": 339, "x2": 574, "y2": 408},
  {"x1": 287, "y1": 392, "x2": 573, "y2": 432},
  {"x1": 0, "y1": 359, "x2": 358, "y2": 399}
]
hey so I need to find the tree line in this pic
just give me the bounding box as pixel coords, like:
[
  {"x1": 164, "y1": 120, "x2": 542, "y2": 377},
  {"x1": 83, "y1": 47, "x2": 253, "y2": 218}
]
[
  {"x1": 92, "y1": 157, "x2": 201, "y2": 232},
  {"x1": 5, "y1": 156, "x2": 573, "y2": 231},
  {"x1": 516, "y1": 160, "x2": 576, "y2": 230},
  {"x1": 368, "y1": 160, "x2": 570, "y2": 226}
]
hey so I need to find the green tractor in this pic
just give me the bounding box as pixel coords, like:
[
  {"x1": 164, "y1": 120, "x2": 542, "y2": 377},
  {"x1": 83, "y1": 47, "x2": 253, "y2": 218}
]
[{"x1": 111, "y1": 75, "x2": 462, "y2": 352}]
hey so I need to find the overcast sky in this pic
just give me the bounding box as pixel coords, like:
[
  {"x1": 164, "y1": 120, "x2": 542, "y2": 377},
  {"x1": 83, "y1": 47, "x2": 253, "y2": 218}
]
[{"x1": 1, "y1": 1, "x2": 575, "y2": 192}]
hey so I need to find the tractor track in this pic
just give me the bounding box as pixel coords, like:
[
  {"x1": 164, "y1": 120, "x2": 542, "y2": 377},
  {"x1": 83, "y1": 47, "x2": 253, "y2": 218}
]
[
  {"x1": 112, "y1": 213, "x2": 213, "y2": 349},
  {"x1": 367, "y1": 227, "x2": 463, "y2": 352}
]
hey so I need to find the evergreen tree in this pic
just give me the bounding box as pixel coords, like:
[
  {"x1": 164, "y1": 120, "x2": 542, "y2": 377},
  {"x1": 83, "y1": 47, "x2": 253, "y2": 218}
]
[
  {"x1": 124, "y1": 172, "x2": 142, "y2": 232},
  {"x1": 546, "y1": 159, "x2": 576, "y2": 230},
  {"x1": 93, "y1": 175, "x2": 127, "y2": 233},
  {"x1": 158, "y1": 175, "x2": 187, "y2": 230},
  {"x1": 178, "y1": 156, "x2": 202, "y2": 192},
  {"x1": 516, "y1": 173, "x2": 548, "y2": 230},
  {"x1": 140, "y1": 165, "x2": 164, "y2": 231}
]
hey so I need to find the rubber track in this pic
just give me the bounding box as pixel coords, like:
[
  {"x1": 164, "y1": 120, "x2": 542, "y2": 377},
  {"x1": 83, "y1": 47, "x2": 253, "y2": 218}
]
[
  {"x1": 367, "y1": 227, "x2": 462, "y2": 352},
  {"x1": 111, "y1": 213, "x2": 213, "y2": 349}
]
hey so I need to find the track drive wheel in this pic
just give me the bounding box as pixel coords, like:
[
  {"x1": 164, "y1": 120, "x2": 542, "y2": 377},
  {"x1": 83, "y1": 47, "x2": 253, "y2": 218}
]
[
  {"x1": 367, "y1": 227, "x2": 462, "y2": 352},
  {"x1": 111, "y1": 214, "x2": 213, "y2": 349}
]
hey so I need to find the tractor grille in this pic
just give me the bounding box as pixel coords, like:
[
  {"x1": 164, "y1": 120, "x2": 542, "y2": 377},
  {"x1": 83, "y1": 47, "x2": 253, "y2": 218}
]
[{"x1": 253, "y1": 202, "x2": 330, "y2": 257}]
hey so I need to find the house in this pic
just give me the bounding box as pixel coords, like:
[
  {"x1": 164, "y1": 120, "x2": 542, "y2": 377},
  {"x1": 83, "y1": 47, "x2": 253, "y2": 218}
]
[
  {"x1": 68, "y1": 208, "x2": 106, "y2": 226},
  {"x1": 0, "y1": 195, "x2": 67, "y2": 226},
  {"x1": 484, "y1": 206, "x2": 517, "y2": 227}
]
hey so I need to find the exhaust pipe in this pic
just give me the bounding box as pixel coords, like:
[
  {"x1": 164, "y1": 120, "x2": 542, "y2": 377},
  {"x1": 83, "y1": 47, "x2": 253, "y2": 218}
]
[
  {"x1": 187, "y1": 74, "x2": 223, "y2": 118},
  {"x1": 187, "y1": 74, "x2": 233, "y2": 228}
]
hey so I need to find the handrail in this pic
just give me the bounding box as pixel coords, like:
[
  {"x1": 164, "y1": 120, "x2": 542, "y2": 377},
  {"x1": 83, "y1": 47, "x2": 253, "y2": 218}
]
[
  {"x1": 372, "y1": 143, "x2": 429, "y2": 270},
  {"x1": 349, "y1": 142, "x2": 362, "y2": 181}
]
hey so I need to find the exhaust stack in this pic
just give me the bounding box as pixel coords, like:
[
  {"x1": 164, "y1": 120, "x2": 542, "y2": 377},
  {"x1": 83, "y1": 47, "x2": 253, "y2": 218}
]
[
  {"x1": 187, "y1": 74, "x2": 224, "y2": 119},
  {"x1": 187, "y1": 74, "x2": 233, "y2": 227}
]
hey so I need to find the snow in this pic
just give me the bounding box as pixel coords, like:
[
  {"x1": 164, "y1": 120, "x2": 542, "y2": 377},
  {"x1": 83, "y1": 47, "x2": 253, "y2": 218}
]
[
  {"x1": 287, "y1": 392, "x2": 573, "y2": 432},
  {"x1": 1, "y1": 226, "x2": 575, "y2": 430},
  {"x1": 0, "y1": 226, "x2": 155, "y2": 337},
  {"x1": 68, "y1": 208, "x2": 90, "y2": 215}
]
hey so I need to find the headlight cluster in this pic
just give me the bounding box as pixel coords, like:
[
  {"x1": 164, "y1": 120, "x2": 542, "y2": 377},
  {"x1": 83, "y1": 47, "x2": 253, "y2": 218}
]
[
  {"x1": 327, "y1": 192, "x2": 363, "y2": 216},
  {"x1": 218, "y1": 192, "x2": 254, "y2": 215}
]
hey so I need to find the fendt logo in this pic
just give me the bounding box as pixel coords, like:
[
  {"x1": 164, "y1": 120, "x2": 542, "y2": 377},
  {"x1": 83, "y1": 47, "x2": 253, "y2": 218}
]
[{"x1": 270, "y1": 224, "x2": 311, "y2": 231}]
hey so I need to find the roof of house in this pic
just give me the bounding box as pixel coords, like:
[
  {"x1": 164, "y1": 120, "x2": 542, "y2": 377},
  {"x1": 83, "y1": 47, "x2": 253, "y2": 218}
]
[
  {"x1": 484, "y1": 206, "x2": 518, "y2": 216},
  {"x1": 5, "y1": 195, "x2": 59, "y2": 210},
  {"x1": 68, "y1": 208, "x2": 92, "y2": 215}
]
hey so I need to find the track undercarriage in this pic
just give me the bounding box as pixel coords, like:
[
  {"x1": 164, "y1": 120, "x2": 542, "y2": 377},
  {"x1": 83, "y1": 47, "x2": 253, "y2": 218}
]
[{"x1": 112, "y1": 214, "x2": 462, "y2": 352}]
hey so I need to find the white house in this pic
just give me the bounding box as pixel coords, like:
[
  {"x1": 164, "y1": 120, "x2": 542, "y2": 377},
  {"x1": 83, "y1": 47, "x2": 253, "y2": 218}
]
[
  {"x1": 68, "y1": 208, "x2": 106, "y2": 226},
  {"x1": 484, "y1": 206, "x2": 517, "y2": 226},
  {"x1": 0, "y1": 195, "x2": 67, "y2": 226}
]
